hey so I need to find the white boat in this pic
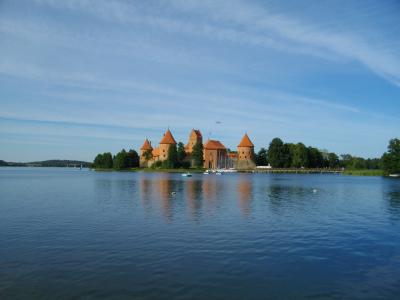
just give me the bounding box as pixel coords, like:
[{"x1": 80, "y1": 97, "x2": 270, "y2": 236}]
[
  {"x1": 215, "y1": 171, "x2": 223, "y2": 175},
  {"x1": 181, "y1": 173, "x2": 192, "y2": 177},
  {"x1": 389, "y1": 174, "x2": 400, "y2": 178},
  {"x1": 203, "y1": 170, "x2": 211, "y2": 174}
]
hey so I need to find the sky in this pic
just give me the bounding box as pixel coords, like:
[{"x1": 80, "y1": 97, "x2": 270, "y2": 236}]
[{"x1": 1, "y1": 0, "x2": 400, "y2": 162}]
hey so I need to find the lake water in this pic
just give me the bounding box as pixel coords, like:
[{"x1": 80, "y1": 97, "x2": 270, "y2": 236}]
[{"x1": 1, "y1": 168, "x2": 400, "y2": 299}]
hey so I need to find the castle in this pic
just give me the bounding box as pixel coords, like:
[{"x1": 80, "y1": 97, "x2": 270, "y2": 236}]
[{"x1": 140, "y1": 129, "x2": 256, "y2": 170}]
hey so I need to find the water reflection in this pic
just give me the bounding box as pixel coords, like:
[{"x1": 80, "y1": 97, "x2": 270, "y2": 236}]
[
  {"x1": 137, "y1": 174, "x2": 259, "y2": 219},
  {"x1": 237, "y1": 175, "x2": 253, "y2": 215},
  {"x1": 265, "y1": 183, "x2": 317, "y2": 214},
  {"x1": 140, "y1": 178, "x2": 153, "y2": 213},
  {"x1": 384, "y1": 180, "x2": 400, "y2": 218},
  {"x1": 186, "y1": 179, "x2": 203, "y2": 218}
]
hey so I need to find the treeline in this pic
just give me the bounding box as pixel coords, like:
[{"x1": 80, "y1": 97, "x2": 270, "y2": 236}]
[
  {"x1": 93, "y1": 149, "x2": 139, "y2": 170},
  {"x1": 255, "y1": 137, "x2": 382, "y2": 170},
  {"x1": 0, "y1": 160, "x2": 92, "y2": 167}
]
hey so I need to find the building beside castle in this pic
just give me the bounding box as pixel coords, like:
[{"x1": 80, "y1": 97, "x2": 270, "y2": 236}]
[
  {"x1": 203, "y1": 139, "x2": 228, "y2": 169},
  {"x1": 139, "y1": 128, "x2": 256, "y2": 170}
]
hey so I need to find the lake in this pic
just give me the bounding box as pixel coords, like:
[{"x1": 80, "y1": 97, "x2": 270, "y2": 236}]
[{"x1": 1, "y1": 168, "x2": 400, "y2": 299}]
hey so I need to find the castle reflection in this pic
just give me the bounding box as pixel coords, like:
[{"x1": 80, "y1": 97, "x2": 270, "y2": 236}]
[
  {"x1": 138, "y1": 174, "x2": 256, "y2": 220},
  {"x1": 237, "y1": 175, "x2": 252, "y2": 215}
]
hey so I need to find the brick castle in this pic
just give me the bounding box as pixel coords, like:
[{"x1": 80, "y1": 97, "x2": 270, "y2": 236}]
[{"x1": 139, "y1": 129, "x2": 256, "y2": 170}]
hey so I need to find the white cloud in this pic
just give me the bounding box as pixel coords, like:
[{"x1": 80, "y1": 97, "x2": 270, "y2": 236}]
[{"x1": 32, "y1": 0, "x2": 400, "y2": 86}]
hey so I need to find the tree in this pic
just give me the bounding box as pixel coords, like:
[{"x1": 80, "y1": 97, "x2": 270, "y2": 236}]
[
  {"x1": 282, "y1": 143, "x2": 292, "y2": 168},
  {"x1": 177, "y1": 142, "x2": 186, "y2": 165},
  {"x1": 327, "y1": 152, "x2": 340, "y2": 169},
  {"x1": 268, "y1": 138, "x2": 290, "y2": 168},
  {"x1": 192, "y1": 142, "x2": 204, "y2": 168},
  {"x1": 255, "y1": 147, "x2": 268, "y2": 166},
  {"x1": 126, "y1": 149, "x2": 139, "y2": 168},
  {"x1": 291, "y1": 143, "x2": 309, "y2": 168},
  {"x1": 113, "y1": 149, "x2": 128, "y2": 170},
  {"x1": 93, "y1": 152, "x2": 113, "y2": 169},
  {"x1": 382, "y1": 138, "x2": 400, "y2": 175},
  {"x1": 163, "y1": 144, "x2": 178, "y2": 168},
  {"x1": 103, "y1": 152, "x2": 113, "y2": 168},
  {"x1": 308, "y1": 147, "x2": 323, "y2": 168}
]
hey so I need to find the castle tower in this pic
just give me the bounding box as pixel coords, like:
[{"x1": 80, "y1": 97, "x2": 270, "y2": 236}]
[
  {"x1": 185, "y1": 129, "x2": 202, "y2": 154},
  {"x1": 237, "y1": 133, "x2": 256, "y2": 169},
  {"x1": 140, "y1": 139, "x2": 153, "y2": 168},
  {"x1": 158, "y1": 129, "x2": 177, "y2": 161}
]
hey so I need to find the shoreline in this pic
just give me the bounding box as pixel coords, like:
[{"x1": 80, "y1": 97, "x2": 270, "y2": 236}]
[{"x1": 91, "y1": 168, "x2": 386, "y2": 176}]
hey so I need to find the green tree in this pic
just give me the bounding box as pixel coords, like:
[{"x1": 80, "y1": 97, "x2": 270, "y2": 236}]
[
  {"x1": 255, "y1": 147, "x2": 268, "y2": 166},
  {"x1": 103, "y1": 152, "x2": 113, "y2": 168},
  {"x1": 113, "y1": 149, "x2": 129, "y2": 170},
  {"x1": 292, "y1": 143, "x2": 309, "y2": 168},
  {"x1": 308, "y1": 147, "x2": 323, "y2": 168},
  {"x1": 192, "y1": 142, "x2": 204, "y2": 168},
  {"x1": 268, "y1": 138, "x2": 290, "y2": 168},
  {"x1": 93, "y1": 152, "x2": 113, "y2": 169},
  {"x1": 282, "y1": 143, "x2": 292, "y2": 168},
  {"x1": 126, "y1": 149, "x2": 139, "y2": 168},
  {"x1": 382, "y1": 138, "x2": 400, "y2": 175},
  {"x1": 177, "y1": 142, "x2": 186, "y2": 165},
  {"x1": 268, "y1": 138, "x2": 289, "y2": 168},
  {"x1": 93, "y1": 153, "x2": 104, "y2": 168},
  {"x1": 327, "y1": 152, "x2": 340, "y2": 169},
  {"x1": 163, "y1": 144, "x2": 178, "y2": 168}
]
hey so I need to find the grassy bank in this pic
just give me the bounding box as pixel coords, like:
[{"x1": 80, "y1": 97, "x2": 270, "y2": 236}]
[{"x1": 342, "y1": 169, "x2": 384, "y2": 176}]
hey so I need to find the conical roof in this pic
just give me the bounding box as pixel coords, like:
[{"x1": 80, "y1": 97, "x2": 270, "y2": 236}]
[
  {"x1": 140, "y1": 139, "x2": 153, "y2": 151},
  {"x1": 159, "y1": 129, "x2": 177, "y2": 144},
  {"x1": 238, "y1": 133, "x2": 254, "y2": 147}
]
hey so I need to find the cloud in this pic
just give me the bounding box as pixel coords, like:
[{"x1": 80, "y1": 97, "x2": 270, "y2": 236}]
[{"x1": 32, "y1": 0, "x2": 400, "y2": 86}]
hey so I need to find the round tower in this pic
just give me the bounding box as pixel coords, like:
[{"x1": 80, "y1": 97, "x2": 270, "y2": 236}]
[
  {"x1": 237, "y1": 133, "x2": 255, "y2": 161},
  {"x1": 159, "y1": 129, "x2": 177, "y2": 161}
]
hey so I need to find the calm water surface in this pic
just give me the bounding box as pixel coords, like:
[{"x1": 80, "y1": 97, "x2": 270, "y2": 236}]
[{"x1": 1, "y1": 168, "x2": 400, "y2": 299}]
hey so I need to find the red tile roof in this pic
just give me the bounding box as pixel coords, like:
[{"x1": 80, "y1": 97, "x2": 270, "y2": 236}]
[
  {"x1": 204, "y1": 140, "x2": 226, "y2": 150},
  {"x1": 159, "y1": 129, "x2": 177, "y2": 144},
  {"x1": 140, "y1": 139, "x2": 153, "y2": 151},
  {"x1": 238, "y1": 133, "x2": 254, "y2": 147}
]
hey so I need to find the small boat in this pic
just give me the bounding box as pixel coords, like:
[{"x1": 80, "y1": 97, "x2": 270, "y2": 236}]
[
  {"x1": 203, "y1": 170, "x2": 211, "y2": 174},
  {"x1": 389, "y1": 174, "x2": 400, "y2": 178},
  {"x1": 181, "y1": 173, "x2": 192, "y2": 177},
  {"x1": 215, "y1": 171, "x2": 223, "y2": 175}
]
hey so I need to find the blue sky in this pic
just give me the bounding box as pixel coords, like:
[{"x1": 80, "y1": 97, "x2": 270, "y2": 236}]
[{"x1": 1, "y1": 0, "x2": 400, "y2": 162}]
